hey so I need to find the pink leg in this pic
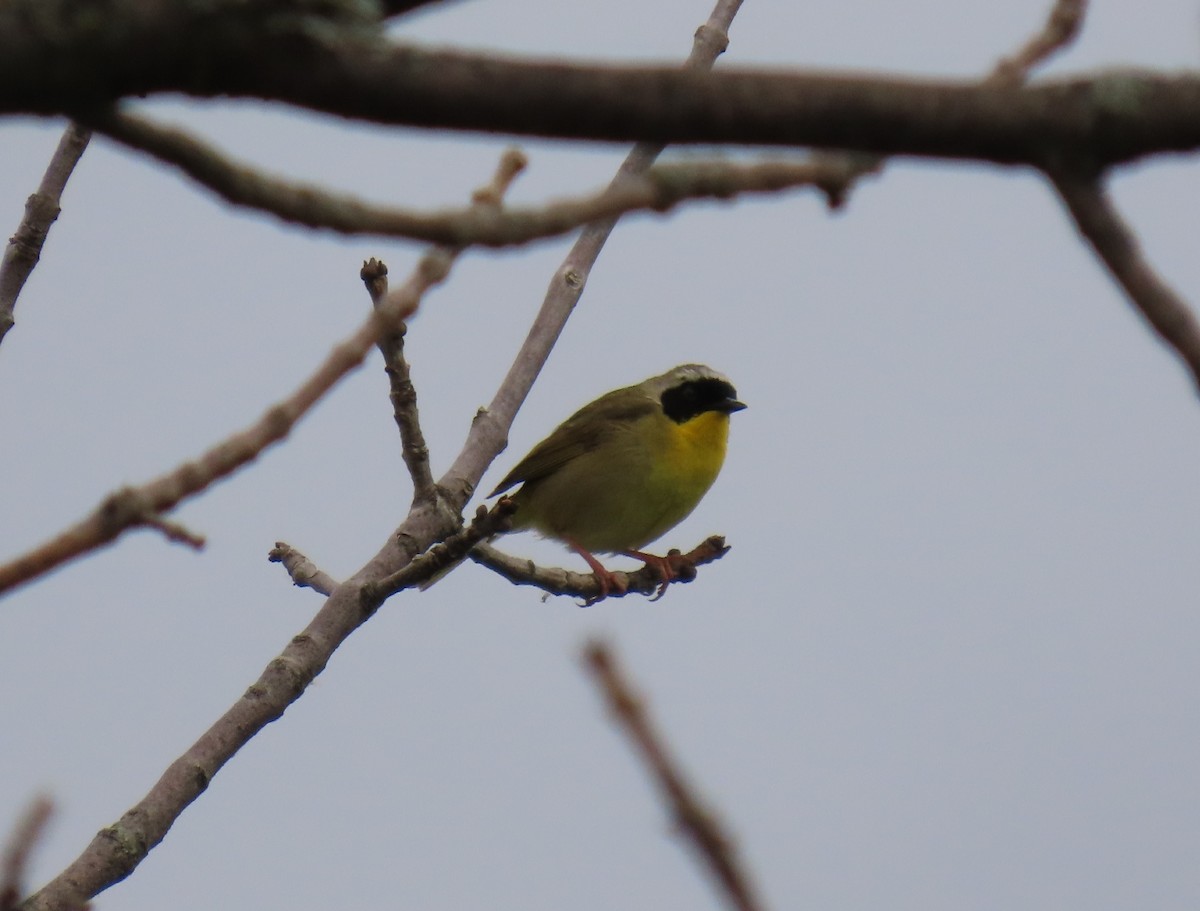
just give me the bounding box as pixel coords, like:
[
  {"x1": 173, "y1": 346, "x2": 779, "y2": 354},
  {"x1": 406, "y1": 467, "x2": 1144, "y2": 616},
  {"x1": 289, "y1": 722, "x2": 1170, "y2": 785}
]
[{"x1": 568, "y1": 540, "x2": 626, "y2": 603}]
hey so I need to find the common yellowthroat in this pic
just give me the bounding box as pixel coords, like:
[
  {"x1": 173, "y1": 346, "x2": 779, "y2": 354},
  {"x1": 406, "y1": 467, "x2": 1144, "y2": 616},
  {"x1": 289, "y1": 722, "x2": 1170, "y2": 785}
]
[{"x1": 490, "y1": 363, "x2": 746, "y2": 598}]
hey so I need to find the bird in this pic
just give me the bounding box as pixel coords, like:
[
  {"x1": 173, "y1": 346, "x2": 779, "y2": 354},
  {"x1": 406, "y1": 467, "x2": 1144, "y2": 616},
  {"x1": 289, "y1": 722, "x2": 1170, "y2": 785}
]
[{"x1": 488, "y1": 363, "x2": 746, "y2": 600}]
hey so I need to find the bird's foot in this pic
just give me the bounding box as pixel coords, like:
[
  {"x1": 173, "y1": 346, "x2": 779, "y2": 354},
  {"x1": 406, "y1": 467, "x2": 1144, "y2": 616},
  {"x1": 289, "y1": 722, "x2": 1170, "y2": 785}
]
[{"x1": 623, "y1": 549, "x2": 695, "y2": 601}]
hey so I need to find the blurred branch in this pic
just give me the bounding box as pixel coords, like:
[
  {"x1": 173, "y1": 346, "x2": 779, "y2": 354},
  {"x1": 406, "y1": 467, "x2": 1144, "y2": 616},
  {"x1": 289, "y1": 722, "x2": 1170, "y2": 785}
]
[
  {"x1": 1050, "y1": 170, "x2": 1200, "y2": 392},
  {"x1": 0, "y1": 122, "x2": 90, "y2": 349},
  {"x1": 989, "y1": 0, "x2": 1087, "y2": 85},
  {"x1": 0, "y1": 797, "x2": 52, "y2": 911},
  {"x1": 90, "y1": 109, "x2": 854, "y2": 243},
  {"x1": 1, "y1": 2, "x2": 1198, "y2": 166},
  {"x1": 471, "y1": 535, "x2": 732, "y2": 605},
  {"x1": 17, "y1": 5, "x2": 747, "y2": 909},
  {"x1": 268, "y1": 542, "x2": 339, "y2": 597},
  {"x1": 583, "y1": 642, "x2": 764, "y2": 911},
  {"x1": 379, "y1": 0, "x2": 460, "y2": 17}
]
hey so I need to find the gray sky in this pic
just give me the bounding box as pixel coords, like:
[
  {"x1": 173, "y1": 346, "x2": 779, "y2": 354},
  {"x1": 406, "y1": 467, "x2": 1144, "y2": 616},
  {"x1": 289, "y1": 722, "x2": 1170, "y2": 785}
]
[{"x1": 3, "y1": 1, "x2": 1200, "y2": 909}]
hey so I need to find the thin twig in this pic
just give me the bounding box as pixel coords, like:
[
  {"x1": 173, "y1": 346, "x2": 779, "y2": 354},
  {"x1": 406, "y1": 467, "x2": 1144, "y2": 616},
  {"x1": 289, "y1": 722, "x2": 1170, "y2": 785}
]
[
  {"x1": 470, "y1": 535, "x2": 731, "y2": 605},
  {"x1": 583, "y1": 642, "x2": 764, "y2": 911},
  {"x1": 0, "y1": 122, "x2": 90, "y2": 349},
  {"x1": 989, "y1": 0, "x2": 1087, "y2": 85},
  {"x1": 363, "y1": 259, "x2": 436, "y2": 502},
  {"x1": 1050, "y1": 170, "x2": 1200, "y2": 391},
  {"x1": 91, "y1": 109, "x2": 845, "y2": 245},
  {"x1": 810, "y1": 0, "x2": 1091, "y2": 210},
  {"x1": 268, "y1": 542, "x2": 339, "y2": 597},
  {"x1": 0, "y1": 797, "x2": 53, "y2": 911},
  {"x1": 360, "y1": 149, "x2": 527, "y2": 505}
]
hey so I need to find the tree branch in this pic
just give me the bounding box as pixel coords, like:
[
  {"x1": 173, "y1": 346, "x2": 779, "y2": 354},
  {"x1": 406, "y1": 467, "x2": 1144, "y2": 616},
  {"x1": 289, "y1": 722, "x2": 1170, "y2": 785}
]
[
  {"x1": 1, "y1": 1, "x2": 1198, "y2": 167},
  {"x1": 359, "y1": 149, "x2": 526, "y2": 505},
  {"x1": 470, "y1": 535, "x2": 732, "y2": 605},
  {"x1": 0, "y1": 122, "x2": 90, "y2": 349},
  {"x1": 0, "y1": 798, "x2": 53, "y2": 911},
  {"x1": 1050, "y1": 170, "x2": 1200, "y2": 392},
  {"x1": 89, "y1": 108, "x2": 862, "y2": 242},
  {"x1": 583, "y1": 642, "x2": 763, "y2": 911},
  {"x1": 990, "y1": 0, "x2": 1087, "y2": 86}
]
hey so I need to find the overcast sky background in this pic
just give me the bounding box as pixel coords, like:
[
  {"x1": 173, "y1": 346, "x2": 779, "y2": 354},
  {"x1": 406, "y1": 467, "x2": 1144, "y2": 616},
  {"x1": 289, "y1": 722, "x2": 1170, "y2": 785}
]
[{"x1": 3, "y1": 1, "x2": 1200, "y2": 909}]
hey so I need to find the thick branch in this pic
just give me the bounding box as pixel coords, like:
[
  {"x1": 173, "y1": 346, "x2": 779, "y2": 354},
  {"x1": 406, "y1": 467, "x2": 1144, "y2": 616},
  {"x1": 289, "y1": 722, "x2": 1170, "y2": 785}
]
[{"x1": 1, "y1": 2, "x2": 1198, "y2": 167}]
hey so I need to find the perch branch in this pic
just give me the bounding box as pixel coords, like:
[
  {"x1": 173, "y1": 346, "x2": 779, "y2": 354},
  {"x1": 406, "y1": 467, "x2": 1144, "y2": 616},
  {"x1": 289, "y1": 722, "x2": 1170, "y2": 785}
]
[
  {"x1": 471, "y1": 535, "x2": 732, "y2": 605},
  {"x1": 362, "y1": 499, "x2": 517, "y2": 605}
]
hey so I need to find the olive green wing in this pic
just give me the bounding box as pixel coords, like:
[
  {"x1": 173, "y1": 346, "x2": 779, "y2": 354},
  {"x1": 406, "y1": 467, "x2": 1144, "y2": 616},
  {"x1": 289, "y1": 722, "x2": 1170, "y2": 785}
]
[{"x1": 488, "y1": 389, "x2": 658, "y2": 497}]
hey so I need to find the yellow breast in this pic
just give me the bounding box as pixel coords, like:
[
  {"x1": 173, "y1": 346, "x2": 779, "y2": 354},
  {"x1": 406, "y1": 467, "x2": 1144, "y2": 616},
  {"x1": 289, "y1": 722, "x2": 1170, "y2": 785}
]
[{"x1": 513, "y1": 409, "x2": 732, "y2": 554}]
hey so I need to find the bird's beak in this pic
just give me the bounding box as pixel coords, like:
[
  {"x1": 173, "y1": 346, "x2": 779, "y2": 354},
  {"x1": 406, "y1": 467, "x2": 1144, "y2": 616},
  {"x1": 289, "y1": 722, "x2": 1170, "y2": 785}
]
[{"x1": 718, "y1": 399, "x2": 748, "y2": 414}]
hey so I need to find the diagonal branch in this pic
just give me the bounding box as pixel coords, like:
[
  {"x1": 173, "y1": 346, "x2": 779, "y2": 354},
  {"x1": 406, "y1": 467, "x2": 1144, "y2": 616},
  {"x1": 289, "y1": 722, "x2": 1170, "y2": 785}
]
[
  {"x1": 584, "y1": 642, "x2": 764, "y2": 911},
  {"x1": 0, "y1": 122, "x2": 90, "y2": 349},
  {"x1": 1050, "y1": 170, "x2": 1200, "y2": 392},
  {"x1": 0, "y1": 231, "x2": 443, "y2": 598},
  {"x1": 0, "y1": 797, "x2": 53, "y2": 911}
]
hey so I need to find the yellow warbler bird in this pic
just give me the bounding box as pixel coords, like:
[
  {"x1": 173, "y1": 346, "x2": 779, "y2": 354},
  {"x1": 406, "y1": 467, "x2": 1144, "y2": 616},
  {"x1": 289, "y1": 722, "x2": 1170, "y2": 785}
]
[{"x1": 490, "y1": 363, "x2": 746, "y2": 599}]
